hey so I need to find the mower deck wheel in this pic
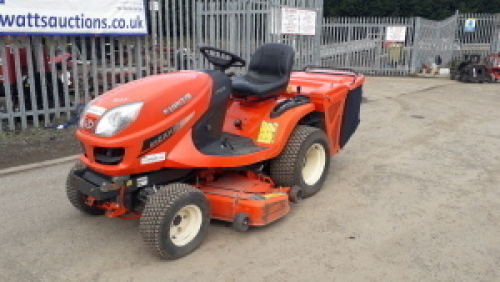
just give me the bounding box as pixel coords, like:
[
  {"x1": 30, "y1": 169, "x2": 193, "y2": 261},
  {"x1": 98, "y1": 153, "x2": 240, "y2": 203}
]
[
  {"x1": 232, "y1": 212, "x2": 250, "y2": 232},
  {"x1": 270, "y1": 125, "x2": 330, "y2": 198},
  {"x1": 289, "y1": 186, "x2": 303, "y2": 203},
  {"x1": 140, "y1": 183, "x2": 210, "y2": 259},
  {"x1": 65, "y1": 167, "x2": 105, "y2": 216}
]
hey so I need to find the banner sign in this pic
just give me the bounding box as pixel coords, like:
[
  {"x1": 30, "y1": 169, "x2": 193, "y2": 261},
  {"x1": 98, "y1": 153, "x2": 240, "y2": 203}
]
[
  {"x1": 0, "y1": 0, "x2": 148, "y2": 35},
  {"x1": 281, "y1": 7, "x2": 316, "y2": 36},
  {"x1": 464, "y1": 18, "x2": 476, "y2": 32},
  {"x1": 385, "y1": 26, "x2": 407, "y2": 42}
]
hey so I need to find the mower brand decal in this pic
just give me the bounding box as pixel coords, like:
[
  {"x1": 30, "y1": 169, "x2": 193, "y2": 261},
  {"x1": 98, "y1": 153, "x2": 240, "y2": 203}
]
[
  {"x1": 163, "y1": 93, "x2": 193, "y2": 114},
  {"x1": 112, "y1": 98, "x2": 129, "y2": 103},
  {"x1": 257, "y1": 121, "x2": 279, "y2": 144},
  {"x1": 140, "y1": 152, "x2": 166, "y2": 165},
  {"x1": 87, "y1": 105, "x2": 106, "y2": 116},
  {"x1": 143, "y1": 127, "x2": 176, "y2": 152},
  {"x1": 136, "y1": 176, "x2": 148, "y2": 187},
  {"x1": 141, "y1": 112, "x2": 195, "y2": 153}
]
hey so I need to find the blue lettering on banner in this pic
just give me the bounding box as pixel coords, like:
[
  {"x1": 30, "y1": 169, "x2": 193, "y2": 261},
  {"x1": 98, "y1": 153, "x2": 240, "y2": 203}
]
[{"x1": 0, "y1": 0, "x2": 147, "y2": 35}]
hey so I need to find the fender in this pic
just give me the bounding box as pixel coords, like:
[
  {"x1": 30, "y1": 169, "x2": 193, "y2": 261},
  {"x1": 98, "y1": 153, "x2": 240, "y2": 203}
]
[
  {"x1": 166, "y1": 102, "x2": 315, "y2": 168},
  {"x1": 264, "y1": 102, "x2": 316, "y2": 154}
]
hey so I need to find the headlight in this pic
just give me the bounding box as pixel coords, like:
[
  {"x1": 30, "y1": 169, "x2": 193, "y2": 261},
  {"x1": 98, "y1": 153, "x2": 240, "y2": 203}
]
[{"x1": 95, "y1": 102, "x2": 143, "y2": 137}]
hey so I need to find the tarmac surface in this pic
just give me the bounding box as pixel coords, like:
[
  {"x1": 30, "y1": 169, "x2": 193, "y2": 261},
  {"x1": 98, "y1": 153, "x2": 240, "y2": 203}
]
[{"x1": 0, "y1": 77, "x2": 499, "y2": 281}]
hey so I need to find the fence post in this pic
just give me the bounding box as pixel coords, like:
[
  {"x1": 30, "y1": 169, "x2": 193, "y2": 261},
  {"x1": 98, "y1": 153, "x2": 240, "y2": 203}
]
[
  {"x1": 410, "y1": 17, "x2": 421, "y2": 73},
  {"x1": 313, "y1": 0, "x2": 324, "y2": 66},
  {"x1": 494, "y1": 13, "x2": 500, "y2": 52},
  {"x1": 0, "y1": 37, "x2": 16, "y2": 132},
  {"x1": 454, "y1": 10, "x2": 462, "y2": 61}
]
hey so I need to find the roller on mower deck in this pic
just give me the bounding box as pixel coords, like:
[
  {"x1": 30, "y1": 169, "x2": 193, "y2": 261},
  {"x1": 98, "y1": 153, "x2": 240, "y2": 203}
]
[{"x1": 66, "y1": 43, "x2": 365, "y2": 259}]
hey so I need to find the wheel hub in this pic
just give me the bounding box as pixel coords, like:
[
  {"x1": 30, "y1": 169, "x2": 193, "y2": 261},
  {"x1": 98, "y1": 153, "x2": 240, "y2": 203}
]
[
  {"x1": 169, "y1": 204, "x2": 203, "y2": 247},
  {"x1": 302, "y1": 143, "x2": 327, "y2": 186}
]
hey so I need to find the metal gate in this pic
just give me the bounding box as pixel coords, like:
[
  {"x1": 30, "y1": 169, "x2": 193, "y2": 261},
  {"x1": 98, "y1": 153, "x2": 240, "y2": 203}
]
[
  {"x1": 320, "y1": 17, "x2": 415, "y2": 76},
  {"x1": 1, "y1": 6, "x2": 499, "y2": 133},
  {"x1": 195, "y1": 0, "x2": 324, "y2": 72},
  {"x1": 320, "y1": 13, "x2": 500, "y2": 75},
  {"x1": 411, "y1": 15, "x2": 458, "y2": 73}
]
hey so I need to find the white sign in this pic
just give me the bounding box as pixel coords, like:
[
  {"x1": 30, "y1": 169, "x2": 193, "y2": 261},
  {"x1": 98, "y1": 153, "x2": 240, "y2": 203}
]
[
  {"x1": 464, "y1": 18, "x2": 476, "y2": 32},
  {"x1": 141, "y1": 152, "x2": 166, "y2": 165},
  {"x1": 281, "y1": 7, "x2": 316, "y2": 36},
  {"x1": 0, "y1": 0, "x2": 148, "y2": 35},
  {"x1": 299, "y1": 10, "x2": 316, "y2": 35},
  {"x1": 385, "y1": 26, "x2": 407, "y2": 42}
]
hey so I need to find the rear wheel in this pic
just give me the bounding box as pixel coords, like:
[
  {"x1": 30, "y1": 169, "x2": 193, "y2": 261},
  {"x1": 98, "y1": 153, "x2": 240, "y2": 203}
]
[
  {"x1": 270, "y1": 125, "x2": 330, "y2": 198},
  {"x1": 140, "y1": 183, "x2": 210, "y2": 259}
]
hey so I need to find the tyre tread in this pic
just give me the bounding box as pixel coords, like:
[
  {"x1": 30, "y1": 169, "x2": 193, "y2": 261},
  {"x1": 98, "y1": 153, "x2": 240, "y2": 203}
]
[
  {"x1": 66, "y1": 168, "x2": 105, "y2": 216},
  {"x1": 140, "y1": 183, "x2": 207, "y2": 259},
  {"x1": 270, "y1": 125, "x2": 330, "y2": 198}
]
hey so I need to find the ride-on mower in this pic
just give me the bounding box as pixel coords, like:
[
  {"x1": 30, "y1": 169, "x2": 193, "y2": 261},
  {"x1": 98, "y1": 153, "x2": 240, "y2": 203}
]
[
  {"x1": 67, "y1": 43, "x2": 365, "y2": 259},
  {"x1": 450, "y1": 53, "x2": 500, "y2": 83}
]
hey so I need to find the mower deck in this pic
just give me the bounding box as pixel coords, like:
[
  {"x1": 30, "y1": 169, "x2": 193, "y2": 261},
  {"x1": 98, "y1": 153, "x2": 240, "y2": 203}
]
[
  {"x1": 196, "y1": 171, "x2": 291, "y2": 226},
  {"x1": 69, "y1": 166, "x2": 293, "y2": 226}
]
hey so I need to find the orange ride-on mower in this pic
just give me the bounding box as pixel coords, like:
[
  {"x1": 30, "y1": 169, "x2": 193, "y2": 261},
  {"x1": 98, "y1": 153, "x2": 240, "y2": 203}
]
[{"x1": 67, "y1": 43, "x2": 365, "y2": 259}]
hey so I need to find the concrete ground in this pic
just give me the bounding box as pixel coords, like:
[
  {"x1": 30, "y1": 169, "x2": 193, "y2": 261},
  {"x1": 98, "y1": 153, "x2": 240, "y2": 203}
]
[{"x1": 0, "y1": 77, "x2": 498, "y2": 281}]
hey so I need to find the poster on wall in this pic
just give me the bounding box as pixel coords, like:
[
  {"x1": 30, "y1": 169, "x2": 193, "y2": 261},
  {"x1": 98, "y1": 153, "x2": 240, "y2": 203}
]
[
  {"x1": 281, "y1": 7, "x2": 317, "y2": 36},
  {"x1": 0, "y1": 0, "x2": 148, "y2": 35}
]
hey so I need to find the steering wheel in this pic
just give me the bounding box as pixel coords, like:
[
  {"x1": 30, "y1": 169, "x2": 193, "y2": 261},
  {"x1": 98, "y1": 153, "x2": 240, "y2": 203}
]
[{"x1": 199, "y1": 46, "x2": 246, "y2": 71}]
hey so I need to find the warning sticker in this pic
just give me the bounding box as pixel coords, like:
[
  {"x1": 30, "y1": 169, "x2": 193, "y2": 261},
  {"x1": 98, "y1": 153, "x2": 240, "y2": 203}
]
[
  {"x1": 263, "y1": 193, "x2": 286, "y2": 199},
  {"x1": 257, "y1": 121, "x2": 279, "y2": 144}
]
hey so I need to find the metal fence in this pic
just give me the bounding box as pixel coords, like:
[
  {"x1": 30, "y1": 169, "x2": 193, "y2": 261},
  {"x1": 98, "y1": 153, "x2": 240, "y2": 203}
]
[
  {"x1": 320, "y1": 12, "x2": 500, "y2": 75},
  {"x1": 0, "y1": 0, "x2": 323, "y2": 132},
  {"x1": 454, "y1": 13, "x2": 500, "y2": 61},
  {"x1": 411, "y1": 14, "x2": 458, "y2": 73},
  {"x1": 1, "y1": 4, "x2": 499, "y2": 132},
  {"x1": 195, "y1": 0, "x2": 324, "y2": 72},
  {"x1": 321, "y1": 17, "x2": 415, "y2": 76}
]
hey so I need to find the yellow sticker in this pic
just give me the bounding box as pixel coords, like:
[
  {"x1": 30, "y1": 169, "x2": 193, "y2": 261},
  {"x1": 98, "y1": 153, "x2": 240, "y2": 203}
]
[
  {"x1": 263, "y1": 193, "x2": 286, "y2": 198},
  {"x1": 257, "y1": 121, "x2": 279, "y2": 144},
  {"x1": 286, "y1": 85, "x2": 296, "y2": 93}
]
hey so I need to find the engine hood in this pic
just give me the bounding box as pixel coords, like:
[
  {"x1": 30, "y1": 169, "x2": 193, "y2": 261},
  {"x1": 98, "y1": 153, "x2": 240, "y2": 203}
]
[
  {"x1": 81, "y1": 70, "x2": 212, "y2": 139},
  {"x1": 91, "y1": 71, "x2": 210, "y2": 109}
]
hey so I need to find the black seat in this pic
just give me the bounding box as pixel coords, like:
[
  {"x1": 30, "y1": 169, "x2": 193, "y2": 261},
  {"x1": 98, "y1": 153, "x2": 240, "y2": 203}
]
[{"x1": 232, "y1": 43, "x2": 295, "y2": 97}]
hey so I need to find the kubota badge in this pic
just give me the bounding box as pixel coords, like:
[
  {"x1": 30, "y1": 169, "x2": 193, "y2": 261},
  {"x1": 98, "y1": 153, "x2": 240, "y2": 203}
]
[{"x1": 257, "y1": 121, "x2": 279, "y2": 144}]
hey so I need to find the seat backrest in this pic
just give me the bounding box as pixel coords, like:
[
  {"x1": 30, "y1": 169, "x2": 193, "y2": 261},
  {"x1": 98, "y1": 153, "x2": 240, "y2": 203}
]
[{"x1": 248, "y1": 43, "x2": 295, "y2": 79}]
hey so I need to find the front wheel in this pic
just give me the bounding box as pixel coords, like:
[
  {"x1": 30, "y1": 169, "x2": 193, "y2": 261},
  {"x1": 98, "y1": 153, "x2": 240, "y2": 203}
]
[
  {"x1": 270, "y1": 125, "x2": 331, "y2": 198},
  {"x1": 140, "y1": 183, "x2": 210, "y2": 259},
  {"x1": 66, "y1": 168, "x2": 105, "y2": 216}
]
